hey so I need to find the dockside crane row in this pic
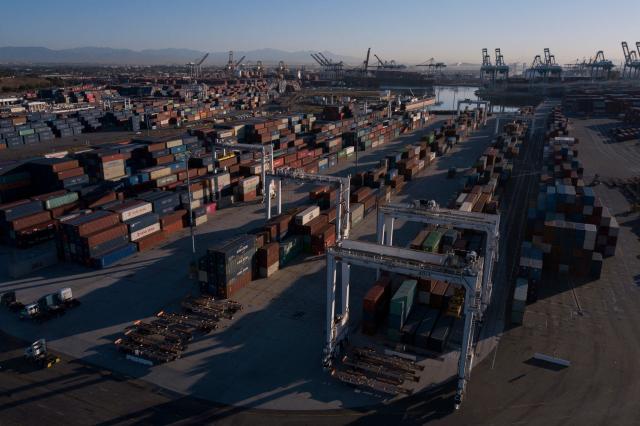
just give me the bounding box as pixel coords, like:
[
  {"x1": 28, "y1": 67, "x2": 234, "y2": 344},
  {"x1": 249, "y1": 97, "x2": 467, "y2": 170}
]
[
  {"x1": 415, "y1": 57, "x2": 447, "y2": 75},
  {"x1": 621, "y1": 42, "x2": 640, "y2": 79}
]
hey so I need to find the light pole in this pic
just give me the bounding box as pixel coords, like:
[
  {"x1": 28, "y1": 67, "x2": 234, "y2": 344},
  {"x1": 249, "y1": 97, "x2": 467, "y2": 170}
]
[{"x1": 178, "y1": 149, "x2": 197, "y2": 275}]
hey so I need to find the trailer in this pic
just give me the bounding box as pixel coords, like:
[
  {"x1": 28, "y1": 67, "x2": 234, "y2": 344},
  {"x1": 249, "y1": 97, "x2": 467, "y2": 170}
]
[
  {"x1": 24, "y1": 339, "x2": 60, "y2": 369},
  {"x1": 19, "y1": 288, "x2": 80, "y2": 322},
  {"x1": 0, "y1": 291, "x2": 25, "y2": 312}
]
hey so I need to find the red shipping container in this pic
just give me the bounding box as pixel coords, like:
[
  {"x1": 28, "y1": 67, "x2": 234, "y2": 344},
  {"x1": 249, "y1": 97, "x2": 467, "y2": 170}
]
[
  {"x1": 136, "y1": 231, "x2": 166, "y2": 252},
  {"x1": 10, "y1": 210, "x2": 52, "y2": 231},
  {"x1": 160, "y1": 209, "x2": 187, "y2": 227},
  {"x1": 162, "y1": 220, "x2": 184, "y2": 235},
  {"x1": 82, "y1": 223, "x2": 128, "y2": 247}
]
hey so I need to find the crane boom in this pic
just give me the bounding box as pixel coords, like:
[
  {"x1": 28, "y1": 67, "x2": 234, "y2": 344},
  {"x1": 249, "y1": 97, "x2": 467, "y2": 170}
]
[
  {"x1": 235, "y1": 55, "x2": 246, "y2": 67},
  {"x1": 318, "y1": 52, "x2": 332, "y2": 65},
  {"x1": 310, "y1": 53, "x2": 324, "y2": 66},
  {"x1": 196, "y1": 53, "x2": 209, "y2": 66},
  {"x1": 363, "y1": 47, "x2": 371, "y2": 71}
]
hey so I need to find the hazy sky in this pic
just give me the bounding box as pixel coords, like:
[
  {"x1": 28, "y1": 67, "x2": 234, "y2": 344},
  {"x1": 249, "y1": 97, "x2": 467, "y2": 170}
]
[{"x1": 1, "y1": 0, "x2": 639, "y2": 64}]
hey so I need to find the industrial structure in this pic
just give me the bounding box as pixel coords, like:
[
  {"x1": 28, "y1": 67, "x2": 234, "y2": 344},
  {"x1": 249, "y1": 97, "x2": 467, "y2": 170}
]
[
  {"x1": 416, "y1": 58, "x2": 447, "y2": 75},
  {"x1": 526, "y1": 48, "x2": 562, "y2": 81},
  {"x1": 480, "y1": 48, "x2": 509, "y2": 83},
  {"x1": 564, "y1": 51, "x2": 615, "y2": 80},
  {"x1": 621, "y1": 42, "x2": 640, "y2": 79},
  {"x1": 226, "y1": 51, "x2": 246, "y2": 75},
  {"x1": 323, "y1": 201, "x2": 499, "y2": 408},
  {"x1": 266, "y1": 168, "x2": 351, "y2": 241},
  {"x1": 587, "y1": 51, "x2": 615, "y2": 79},
  {"x1": 310, "y1": 52, "x2": 344, "y2": 80},
  {"x1": 187, "y1": 53, "x2": 209, "y2": 80}
]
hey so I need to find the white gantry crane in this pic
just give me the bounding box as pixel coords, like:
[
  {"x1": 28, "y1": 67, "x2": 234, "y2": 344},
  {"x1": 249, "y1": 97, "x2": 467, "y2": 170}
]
[
  {"x1": 323, "y1": 201, "x2": 500, "y2": 409},
  {"x1": 187, "y1": 53, "x2": 209, "y2": 80},
  {"x1": 213, "y1": 141, "x2": 274, "y2": 203},
  {"x1": 265, "y1": 168, "x2": 351, "y2": 241}
]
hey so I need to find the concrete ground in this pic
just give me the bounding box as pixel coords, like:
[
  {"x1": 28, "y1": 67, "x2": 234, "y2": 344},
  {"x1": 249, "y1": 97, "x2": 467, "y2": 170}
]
[
  {"x1": 428, "y1": 114, "x2": 640, "y2": 425},
  {"x1": 0, "y1": 115, "x2": 506, "y2": 412},
  {"x1": 3, "y1": 108, "x2": 639, "y2": 425}
]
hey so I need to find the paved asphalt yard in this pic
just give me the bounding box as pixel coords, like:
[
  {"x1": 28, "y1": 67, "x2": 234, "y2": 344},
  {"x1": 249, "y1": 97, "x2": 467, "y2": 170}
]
[
  {"x1": 5, "y1": 109, "x2": 635, "y2": 424},
  {"x1": 1, "y1": 115, "x2": 503, "y2": 412}
]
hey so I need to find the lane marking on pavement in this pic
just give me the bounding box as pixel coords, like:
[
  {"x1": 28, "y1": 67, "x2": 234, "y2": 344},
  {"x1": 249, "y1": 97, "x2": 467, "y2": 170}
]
[
  {"x1": 490, "y1": 337, "x2": 500, "y2": 370},
  {"x1": 567, "y1": 279, "x2": 584, "y2": 316}
]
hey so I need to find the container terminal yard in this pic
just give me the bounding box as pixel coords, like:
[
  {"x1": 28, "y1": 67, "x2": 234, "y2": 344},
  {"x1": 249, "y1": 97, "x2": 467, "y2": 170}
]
[{"x1": 1, "y1": 9, "x2": 640, "y2": 424}]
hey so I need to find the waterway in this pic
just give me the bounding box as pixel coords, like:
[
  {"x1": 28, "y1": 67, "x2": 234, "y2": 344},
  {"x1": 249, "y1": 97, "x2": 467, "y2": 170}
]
[
  {"x1": 430, "y1": 85, "x2": 519, "y2": 113},
  {"x1": 380, "y1": 85, "x2": 521, "y2": 112}
]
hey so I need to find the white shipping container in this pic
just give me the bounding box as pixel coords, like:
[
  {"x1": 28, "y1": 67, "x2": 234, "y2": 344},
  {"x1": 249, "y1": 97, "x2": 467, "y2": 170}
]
[
  {"x1": 350, "y1": 203, "x2": 364, "y2": 221},
  {"x1": 102, "y1": 166, "x2": 126, "y2": 180},
  {"x1": 186, "y1": 199, "x2": 202, "y2": 210},
  {"x1": 459, "y1": 202, "x2": 473, "y2": 212},
  {"x1": 130, "y1": 222, "x2": 160, "y2": 241},
  {"x1": 514, "y1": 278, "x2": 529, "y2": 302},
  {"x1": 120, "y1": 202, "x2": 153, "y2": 221},
  {"x1": 519, "y1": 257, "x2": 543, "y2": 270},
  {"x1": 165, "y1": 139, "x2": 183, "y2": 148},
  {"x1": 190, "y1": 189, "x2": 205, "y2": 200},
  {"x1": 100, "y1": 159, "x2": 124, "y2": 170},
  {"x1": 296, "y1": 206, "x2": 320, "y2": 225},
  {"x1": 148, "y1": 167, "x2": 172, "y2": 180}
]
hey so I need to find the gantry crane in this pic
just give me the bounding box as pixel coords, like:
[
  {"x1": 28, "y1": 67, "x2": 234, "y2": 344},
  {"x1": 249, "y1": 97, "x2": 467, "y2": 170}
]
[
  {"x1": 266, "y1": 167, "x2": 351, "y2": 240},
  {"x1": 213, "y1": 141, "x2": 274, "y2": 203},
  {"x1": 376, "y1": 201, "x2": 499, "y2": 409},
  {"x1": 416, "y1": 57, "x2": 447, "y2": 74},
  {"x1": 226, "y1": 51, "x2": 246, "y2": 74},
  {"x1": 323, "y1": 200, "x2": 500, "y2": 409},
  {"x1": 480, "y1": 48, "x2": 496, "y2": 82},
  {"x1": 494, "y1": 48, "x2": 509, "y2": 80},
  {"x1": 310, "y1": 52, "x2": 344, "y2": 79},
  {"x1": 187, "y1": 53, "x2": 209, "y2": 79},
  {"x1": 324, "y1": 238, "x2": 483, "y2": 411},
  {"x1": 373, "y1": 54, "x2": 406, "y2": 70},
  {"x1": 526, "y1": 48, "x2": 562, "y2": 80},
  {"x1": 362, "y1": 47, "x2": 371, "y2": 74},
  {"x1": 587, "y1": 50, "x2": 614, "y2": 79},
  {"x1": 621, "y1": 42, "x2": 640, "y2": 79}
]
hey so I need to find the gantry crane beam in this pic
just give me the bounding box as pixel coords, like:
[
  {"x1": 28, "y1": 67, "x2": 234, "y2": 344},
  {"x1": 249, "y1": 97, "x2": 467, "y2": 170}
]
[{"x1": 377, "y1": 202, "x2": 498, "y2": 311}]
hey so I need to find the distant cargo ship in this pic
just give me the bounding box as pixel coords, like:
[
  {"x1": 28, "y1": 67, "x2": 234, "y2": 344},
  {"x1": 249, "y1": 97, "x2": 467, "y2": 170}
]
[{"x1": 342, "y1": 69, "x2": 435, "y2": 89}]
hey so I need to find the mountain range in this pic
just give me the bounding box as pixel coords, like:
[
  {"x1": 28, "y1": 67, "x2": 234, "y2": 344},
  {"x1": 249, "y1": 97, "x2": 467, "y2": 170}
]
[{"x1": 0, "y1": 46, "x2": 363, "y2": 66}]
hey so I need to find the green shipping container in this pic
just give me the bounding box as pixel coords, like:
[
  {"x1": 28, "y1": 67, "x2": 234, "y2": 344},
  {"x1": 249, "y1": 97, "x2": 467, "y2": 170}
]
[
  {"x1": 422, "y1": 230, "x2": 443, "y2": 253},
  {"x1": 19, "y1": 128, "x2": 35, "y2": 136},
  {"x1": 279, "y1": 236, "x2": 302, "y2": 266},
  {"x1": 45, "y1": 192, "x2": 79, "y2": 210},
  {"x1": 390, "y1": 279, "x2": 417, "y2": 321}
]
